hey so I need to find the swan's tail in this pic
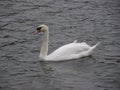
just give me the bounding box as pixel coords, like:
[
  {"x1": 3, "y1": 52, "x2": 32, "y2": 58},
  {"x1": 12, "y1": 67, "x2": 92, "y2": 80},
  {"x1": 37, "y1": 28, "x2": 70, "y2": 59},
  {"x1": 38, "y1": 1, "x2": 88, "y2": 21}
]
[
  {"x1": 88, "y1": 42, "x2": 100, "y2": 55},
  {"x1": 91, "y1": 42, "x2": 100, "y2": 50}
]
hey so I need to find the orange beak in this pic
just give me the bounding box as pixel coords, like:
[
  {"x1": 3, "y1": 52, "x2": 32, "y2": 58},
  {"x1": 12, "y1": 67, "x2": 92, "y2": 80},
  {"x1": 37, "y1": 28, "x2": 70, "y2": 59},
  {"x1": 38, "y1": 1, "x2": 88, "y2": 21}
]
[
  {"x1": 35, "y1": 28, "x2": 41, "y2": 34},
  {"x1": 35, "y1": 30, "x2": 39, "y2": 34}
]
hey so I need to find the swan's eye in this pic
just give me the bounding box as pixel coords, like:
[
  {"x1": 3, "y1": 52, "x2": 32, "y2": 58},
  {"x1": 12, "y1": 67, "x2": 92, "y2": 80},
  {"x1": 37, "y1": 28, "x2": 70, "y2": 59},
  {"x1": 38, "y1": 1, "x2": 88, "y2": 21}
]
[{"x1": 37, "y1": 27, "x2": 42, "y2": 31}]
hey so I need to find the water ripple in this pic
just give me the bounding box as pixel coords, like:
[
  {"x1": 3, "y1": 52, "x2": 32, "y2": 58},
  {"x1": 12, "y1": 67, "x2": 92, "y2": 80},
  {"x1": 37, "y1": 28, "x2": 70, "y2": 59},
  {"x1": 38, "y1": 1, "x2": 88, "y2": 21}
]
[{"x1": 0, "y1": 0, "x2": 120, "y2": 90}]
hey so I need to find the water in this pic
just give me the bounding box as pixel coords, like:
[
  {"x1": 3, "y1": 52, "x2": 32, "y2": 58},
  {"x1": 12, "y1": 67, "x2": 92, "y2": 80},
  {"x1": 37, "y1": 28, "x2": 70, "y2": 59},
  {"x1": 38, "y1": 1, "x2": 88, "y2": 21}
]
[{"x1": 0, "y1": 0, "x2": 120, "y2": 90}]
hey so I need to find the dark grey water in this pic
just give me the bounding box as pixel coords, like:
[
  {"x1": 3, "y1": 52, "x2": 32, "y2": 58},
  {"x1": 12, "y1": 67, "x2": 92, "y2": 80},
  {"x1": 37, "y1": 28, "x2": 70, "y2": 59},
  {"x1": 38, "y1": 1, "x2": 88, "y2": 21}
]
[{"x1": 0, "y1": 0, "x2": 120, "y2": 90}]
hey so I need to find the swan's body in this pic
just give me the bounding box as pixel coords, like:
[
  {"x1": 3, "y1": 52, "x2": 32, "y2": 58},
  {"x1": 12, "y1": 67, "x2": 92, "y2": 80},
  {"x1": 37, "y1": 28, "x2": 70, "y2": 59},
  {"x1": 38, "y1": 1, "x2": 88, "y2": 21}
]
[{"x1": 35, "y1": 24, "x2": 100, "y2": 61}]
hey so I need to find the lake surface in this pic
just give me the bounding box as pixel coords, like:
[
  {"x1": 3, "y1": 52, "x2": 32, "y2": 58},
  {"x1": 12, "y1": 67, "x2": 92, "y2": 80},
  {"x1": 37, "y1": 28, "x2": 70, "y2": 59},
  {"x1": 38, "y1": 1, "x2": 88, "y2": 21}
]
[{"x1": 0, "y1": 0, "x2": 120, "y2": 90}]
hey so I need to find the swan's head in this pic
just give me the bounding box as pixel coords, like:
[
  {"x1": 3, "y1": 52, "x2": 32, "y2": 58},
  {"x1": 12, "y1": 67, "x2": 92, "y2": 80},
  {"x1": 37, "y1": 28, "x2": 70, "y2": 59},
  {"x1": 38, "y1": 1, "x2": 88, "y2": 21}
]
[{"x1": 35, "y1": 24, "x2": 48, "y2": 34}]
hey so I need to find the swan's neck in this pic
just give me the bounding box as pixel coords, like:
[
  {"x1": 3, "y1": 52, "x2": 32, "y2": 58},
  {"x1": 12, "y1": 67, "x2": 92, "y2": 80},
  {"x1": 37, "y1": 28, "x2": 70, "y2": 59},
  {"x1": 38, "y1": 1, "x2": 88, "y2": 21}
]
[{"x1": 40, "y1": 29, "x2": 49, "y2": 60}]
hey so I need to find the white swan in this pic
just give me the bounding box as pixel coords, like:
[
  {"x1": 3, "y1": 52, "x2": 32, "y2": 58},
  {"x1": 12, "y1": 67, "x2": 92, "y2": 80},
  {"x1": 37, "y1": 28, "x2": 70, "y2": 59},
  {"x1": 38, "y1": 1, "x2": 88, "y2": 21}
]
[{"x1": 35, "y1": 24, "x2": 100, "y2": 61}]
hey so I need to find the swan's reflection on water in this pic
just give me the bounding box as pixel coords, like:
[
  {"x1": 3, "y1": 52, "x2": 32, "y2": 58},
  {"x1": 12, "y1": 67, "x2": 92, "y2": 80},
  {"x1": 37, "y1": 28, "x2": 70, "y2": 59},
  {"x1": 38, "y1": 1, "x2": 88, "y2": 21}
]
[
  {"x1": 39, "y1": 62, "x2": 55, "y2": 88},
  {"x1": 39, "y1": 57, "x2": 97, "y2": 89}
]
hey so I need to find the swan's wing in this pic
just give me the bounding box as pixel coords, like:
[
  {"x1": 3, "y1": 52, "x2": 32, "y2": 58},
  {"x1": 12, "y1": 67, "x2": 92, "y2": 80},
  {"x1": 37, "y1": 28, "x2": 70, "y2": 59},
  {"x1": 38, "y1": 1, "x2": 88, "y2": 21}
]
[{"x1": 47, "y1": 42, "x2": 91, "y2": 60}]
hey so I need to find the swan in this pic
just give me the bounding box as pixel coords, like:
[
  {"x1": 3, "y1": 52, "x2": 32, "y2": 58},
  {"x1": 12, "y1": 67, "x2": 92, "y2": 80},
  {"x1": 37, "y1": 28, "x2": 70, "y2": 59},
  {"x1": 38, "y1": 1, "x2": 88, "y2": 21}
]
[{"x1": 35, "y1": 24, "x2": 100, "y2": 61}]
